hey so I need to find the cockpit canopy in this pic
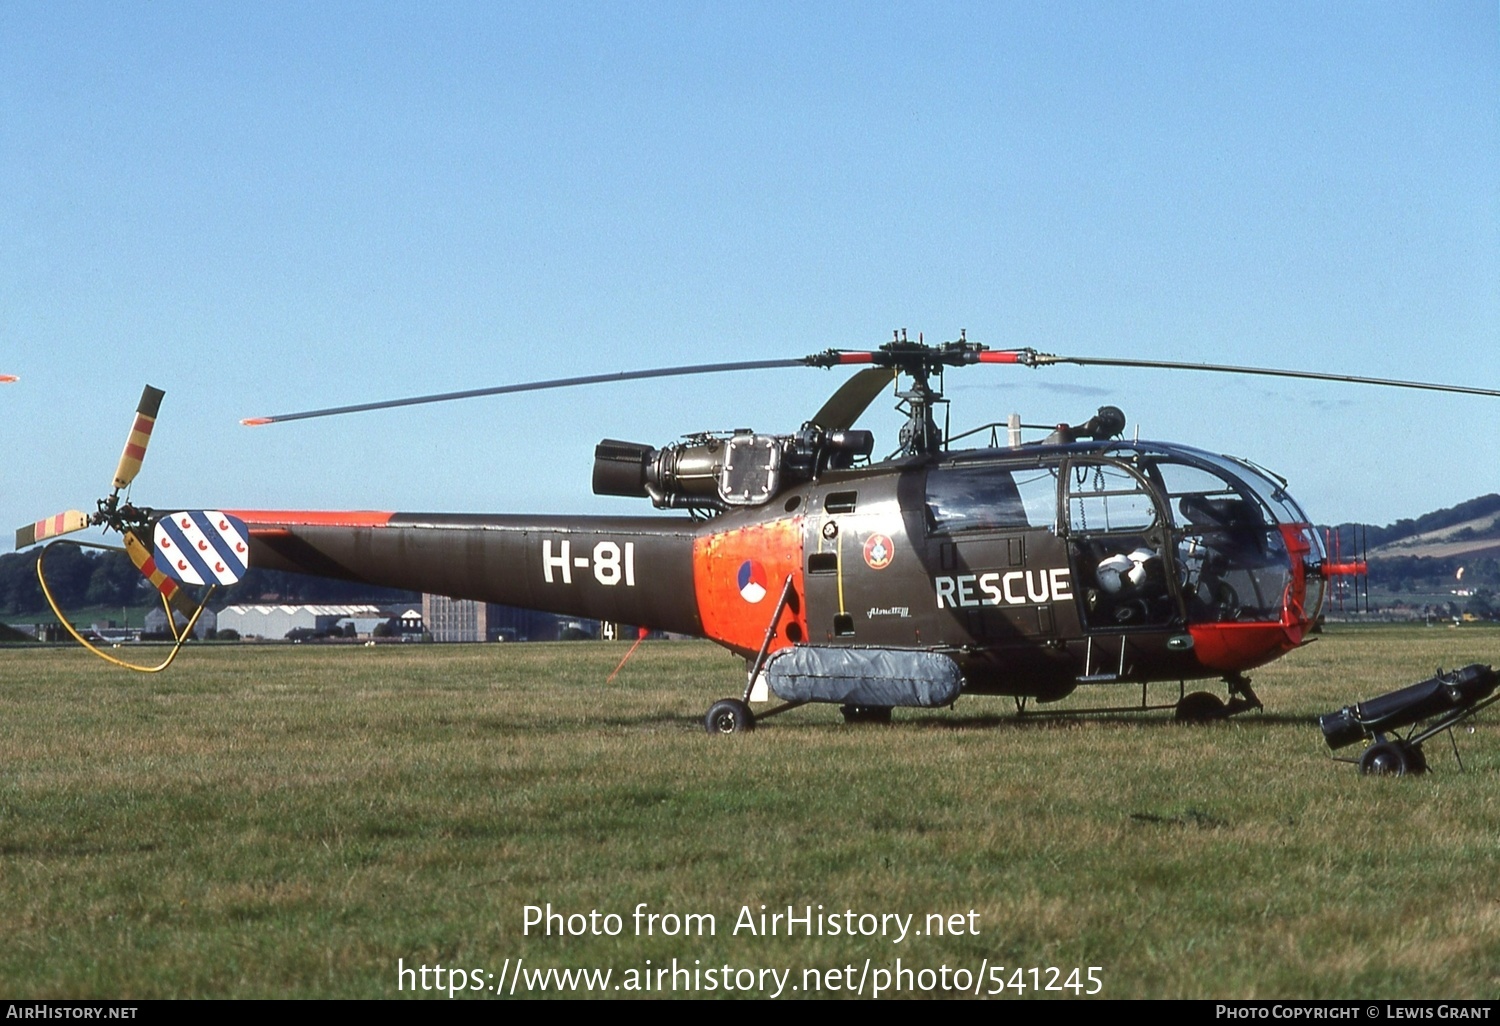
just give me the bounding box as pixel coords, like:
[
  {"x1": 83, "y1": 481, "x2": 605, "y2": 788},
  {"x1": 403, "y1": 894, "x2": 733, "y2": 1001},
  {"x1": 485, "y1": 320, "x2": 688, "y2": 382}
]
[
  {"x1": 927, "y1": 441, "x2": 1317, "y2": 532},
  {"x1": 925, "y1": 441, "x2": 1326, "y2": 626}
]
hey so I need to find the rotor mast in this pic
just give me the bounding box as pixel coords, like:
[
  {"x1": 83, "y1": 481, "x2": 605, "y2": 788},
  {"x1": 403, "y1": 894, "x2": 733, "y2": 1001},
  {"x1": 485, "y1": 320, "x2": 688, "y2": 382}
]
[{"x1": 806, "y1": 329, "x2": 988, "y2": 457}]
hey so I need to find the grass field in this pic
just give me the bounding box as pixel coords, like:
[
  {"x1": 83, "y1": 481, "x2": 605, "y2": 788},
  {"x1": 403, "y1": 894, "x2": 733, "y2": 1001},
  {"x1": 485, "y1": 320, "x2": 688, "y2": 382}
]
[{"x1": 3, "y1": 626, "x2": 1500, "y2": 999}]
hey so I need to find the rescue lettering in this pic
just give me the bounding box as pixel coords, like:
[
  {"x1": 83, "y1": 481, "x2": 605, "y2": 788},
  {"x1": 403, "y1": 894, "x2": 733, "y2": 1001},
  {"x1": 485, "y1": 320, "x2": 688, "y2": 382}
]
[{"x1": 934, "y1": 568, "x2": 1071, "y2": 609}]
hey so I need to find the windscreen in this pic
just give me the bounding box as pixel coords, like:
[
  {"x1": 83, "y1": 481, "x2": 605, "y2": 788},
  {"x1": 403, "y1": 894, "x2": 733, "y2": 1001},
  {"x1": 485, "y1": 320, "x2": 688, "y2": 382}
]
[{"x1": 1151, "y1": 455, "x2": 1323, "y2": 624}]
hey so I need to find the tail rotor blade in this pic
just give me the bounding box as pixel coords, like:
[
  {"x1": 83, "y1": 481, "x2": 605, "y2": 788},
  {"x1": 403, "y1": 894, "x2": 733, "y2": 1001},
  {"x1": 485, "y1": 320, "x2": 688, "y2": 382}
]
[
  {"x1": 123, "y1": 530, "x2": 196, "y2": 617},
  {"x1": 18, "y1": 386, "x2": 164, "y2": 550},
  {"x1": 112, "y1": 386, "x2": 165, "y2": 490},
  {"x1": 16, "y1": 510, "x2": 90, "y2": 550}
]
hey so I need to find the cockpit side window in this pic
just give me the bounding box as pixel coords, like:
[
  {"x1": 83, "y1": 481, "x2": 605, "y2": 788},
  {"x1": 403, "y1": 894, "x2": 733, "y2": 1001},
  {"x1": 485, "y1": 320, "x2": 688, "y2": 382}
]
[
  {"x1": 1013, "y1": 468, "x2": 1060, "y2": 532},
  {"x1": 1064, "y1": 459, "x2": 1174, "y2": 628},
  {"x1": 1065, "y1": 461, "x2": 1158, "y2": 534},
  {"x1": 1153, "y1": 462, "x2": 1267, "y2": 530},
  {"x1": 926, "y1": 464, "x2": 1058, "y2": 534}
]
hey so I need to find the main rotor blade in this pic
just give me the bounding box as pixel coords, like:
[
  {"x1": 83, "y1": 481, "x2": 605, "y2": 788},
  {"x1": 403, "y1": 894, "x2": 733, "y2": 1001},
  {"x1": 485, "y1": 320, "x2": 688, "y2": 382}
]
[
  {"x1": 112, "y1": 385, "x2": 165, "y2": 490},
  {"x1": 810, "y1": 367, "x2": 895, "y2": 430},
  {"x1": 1027, "y1": 354, "x2": 1500, "y2": 398},
  {"x1": 242, "y1": 358, "x2": 813, "y2": 425},
  {"x1": 240, "y1": 340, "x2": 1500, "y2": 429}
]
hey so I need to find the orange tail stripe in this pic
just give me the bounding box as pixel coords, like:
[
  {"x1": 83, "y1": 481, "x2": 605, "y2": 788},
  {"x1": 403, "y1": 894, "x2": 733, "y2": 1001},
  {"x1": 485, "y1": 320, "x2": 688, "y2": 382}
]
[{"x1": 225, "y1": 510, "x2": 396, "y2": 528}]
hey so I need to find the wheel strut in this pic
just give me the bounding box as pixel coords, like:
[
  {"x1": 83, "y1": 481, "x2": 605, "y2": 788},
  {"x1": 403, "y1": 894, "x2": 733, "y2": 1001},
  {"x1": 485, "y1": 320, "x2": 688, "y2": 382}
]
[{"x1": 1225, "y1": 674, "x2": 1263, "y2": 716}]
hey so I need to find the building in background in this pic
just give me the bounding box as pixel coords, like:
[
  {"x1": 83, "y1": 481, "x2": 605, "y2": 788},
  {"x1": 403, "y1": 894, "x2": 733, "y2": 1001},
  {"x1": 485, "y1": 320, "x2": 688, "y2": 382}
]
[
  {"x1": 218, "y1": 604, "x2": 381, "y2": 640},
  {"x1": 213, "y1": 598, "x2": 590, "y2": 642},
  {"x1": 144, "y1": 605, "x2": 217, "y2": 639},
  {"x1": 420, "y1": 594, "x2": 592, "y2": 642}
]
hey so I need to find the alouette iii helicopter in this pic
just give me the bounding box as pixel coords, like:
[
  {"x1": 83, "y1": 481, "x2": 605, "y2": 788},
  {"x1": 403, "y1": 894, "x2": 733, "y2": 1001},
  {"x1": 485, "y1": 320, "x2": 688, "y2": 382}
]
[{"x1": 17, "y1": 333, "x2": 1500, "y2": 732}]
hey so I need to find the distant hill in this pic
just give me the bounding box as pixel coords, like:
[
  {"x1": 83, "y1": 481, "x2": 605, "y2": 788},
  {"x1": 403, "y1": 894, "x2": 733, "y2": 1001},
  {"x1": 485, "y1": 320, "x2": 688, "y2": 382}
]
[
  {"x1": 1331, "y1": 494, "x2": 1500, "y2": 599},
  {"x1": 1341, "y1": 493, "x2": 1500, "y2": 561}
]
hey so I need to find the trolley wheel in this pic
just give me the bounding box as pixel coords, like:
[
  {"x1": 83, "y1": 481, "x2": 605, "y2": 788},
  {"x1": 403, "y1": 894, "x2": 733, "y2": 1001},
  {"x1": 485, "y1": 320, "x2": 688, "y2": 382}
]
[
  {"x1": 1359, "y1": 740, "x2": 1416, "y2": 776},
  {"x1": 704, "y1": 698, "x2": 755, "y2": 735},
  {"x1": 1175, "y1": 691, "x2": 1227, "y2": 723},
  {"x1": 1405, "y1": 743, "x2": 1428, "y2": 775}
]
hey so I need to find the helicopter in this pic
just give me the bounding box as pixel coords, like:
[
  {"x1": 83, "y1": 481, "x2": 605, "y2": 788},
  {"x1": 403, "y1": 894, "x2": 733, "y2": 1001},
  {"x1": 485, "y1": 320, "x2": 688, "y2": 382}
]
[{"x1": 16, "y1": 333, "x2": 1500, "y2": 732}]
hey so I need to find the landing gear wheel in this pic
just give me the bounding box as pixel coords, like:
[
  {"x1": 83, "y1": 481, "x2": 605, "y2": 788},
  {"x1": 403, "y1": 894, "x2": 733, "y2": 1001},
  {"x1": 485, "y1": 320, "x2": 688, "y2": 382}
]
[
  {"x1": 840, "y1": 704, "x2": 893, "y2": 724},
  {"x1": 1359, "y1": 740, "x2": 1423, "y2": 776},
  {"x1": 1175, "y1": 691, "x2": 1227, "y2": 723},
  {"x1": 704, "y1": 698, "x2": 755, "y2": 735}
]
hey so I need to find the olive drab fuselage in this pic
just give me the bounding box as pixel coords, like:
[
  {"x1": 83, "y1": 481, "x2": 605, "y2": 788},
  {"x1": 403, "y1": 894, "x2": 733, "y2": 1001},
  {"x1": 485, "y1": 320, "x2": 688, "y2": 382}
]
[
  {"x1": 234, "y1": 438, "x2": 1326, "y2": 704},
  {"x1": 25, "y1": 339, "x2": 1478, "y2": 716}
]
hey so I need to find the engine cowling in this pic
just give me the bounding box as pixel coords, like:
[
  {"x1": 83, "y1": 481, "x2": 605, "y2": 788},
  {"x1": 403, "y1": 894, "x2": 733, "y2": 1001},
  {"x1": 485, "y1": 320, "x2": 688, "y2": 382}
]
[{"x1": 593, "y1": 428, "x2": 874, "y2": 511}]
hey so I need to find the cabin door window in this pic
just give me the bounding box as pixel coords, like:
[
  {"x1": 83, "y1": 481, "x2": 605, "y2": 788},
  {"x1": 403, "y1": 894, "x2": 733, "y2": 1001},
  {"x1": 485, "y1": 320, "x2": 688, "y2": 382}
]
[{"x1": 1065, "y1": 460, "x2": 1180, "y2": 629}]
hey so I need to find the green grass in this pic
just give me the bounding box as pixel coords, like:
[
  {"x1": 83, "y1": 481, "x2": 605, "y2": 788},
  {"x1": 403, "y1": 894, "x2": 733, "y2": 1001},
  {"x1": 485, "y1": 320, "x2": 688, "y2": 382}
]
[{"x1": 3, "y1": 628, "x2": 1500, "y2": 998}]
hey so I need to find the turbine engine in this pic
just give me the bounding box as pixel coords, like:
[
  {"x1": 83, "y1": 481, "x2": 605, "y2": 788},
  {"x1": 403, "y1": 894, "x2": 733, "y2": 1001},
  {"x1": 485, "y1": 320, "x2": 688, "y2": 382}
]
[{"x1": 592, "y1": 427, "x2": 874, "y2": 511}]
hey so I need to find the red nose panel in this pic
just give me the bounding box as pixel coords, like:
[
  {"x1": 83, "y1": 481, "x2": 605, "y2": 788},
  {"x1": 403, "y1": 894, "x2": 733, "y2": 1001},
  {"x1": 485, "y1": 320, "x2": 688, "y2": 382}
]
[
  {"x1": 1189, "y1": 621, "x2": 1304, "y2": 672},
  {"x1": 1190, "y1": 523, "x2": 1317, "y2": 672}
]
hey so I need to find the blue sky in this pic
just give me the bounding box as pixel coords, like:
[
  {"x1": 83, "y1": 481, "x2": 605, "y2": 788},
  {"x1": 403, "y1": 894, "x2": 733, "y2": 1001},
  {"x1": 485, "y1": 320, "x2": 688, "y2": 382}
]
[{"x1": 3, "y1": 2, "x2": 1496, "y2": 548}]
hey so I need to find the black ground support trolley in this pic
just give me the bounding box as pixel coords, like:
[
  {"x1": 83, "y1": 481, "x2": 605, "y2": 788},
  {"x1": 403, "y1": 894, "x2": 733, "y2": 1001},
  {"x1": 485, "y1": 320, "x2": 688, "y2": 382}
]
[{"x1": 1319, "y1": 664, "x2": 1499, "y2": 776}]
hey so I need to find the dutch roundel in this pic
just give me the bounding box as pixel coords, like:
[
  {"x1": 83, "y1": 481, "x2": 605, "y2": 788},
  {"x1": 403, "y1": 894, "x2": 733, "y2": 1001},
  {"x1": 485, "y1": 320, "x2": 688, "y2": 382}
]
[{"x1": 737, "y1": 559, "x2": 768, "y2": 603}]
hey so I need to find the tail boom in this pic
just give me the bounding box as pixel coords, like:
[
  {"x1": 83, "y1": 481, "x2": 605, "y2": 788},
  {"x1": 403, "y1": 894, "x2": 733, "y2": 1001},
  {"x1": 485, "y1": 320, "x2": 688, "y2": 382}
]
[{"x1": 229, "y1": 511, "x2": 704, "y2": 636}]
